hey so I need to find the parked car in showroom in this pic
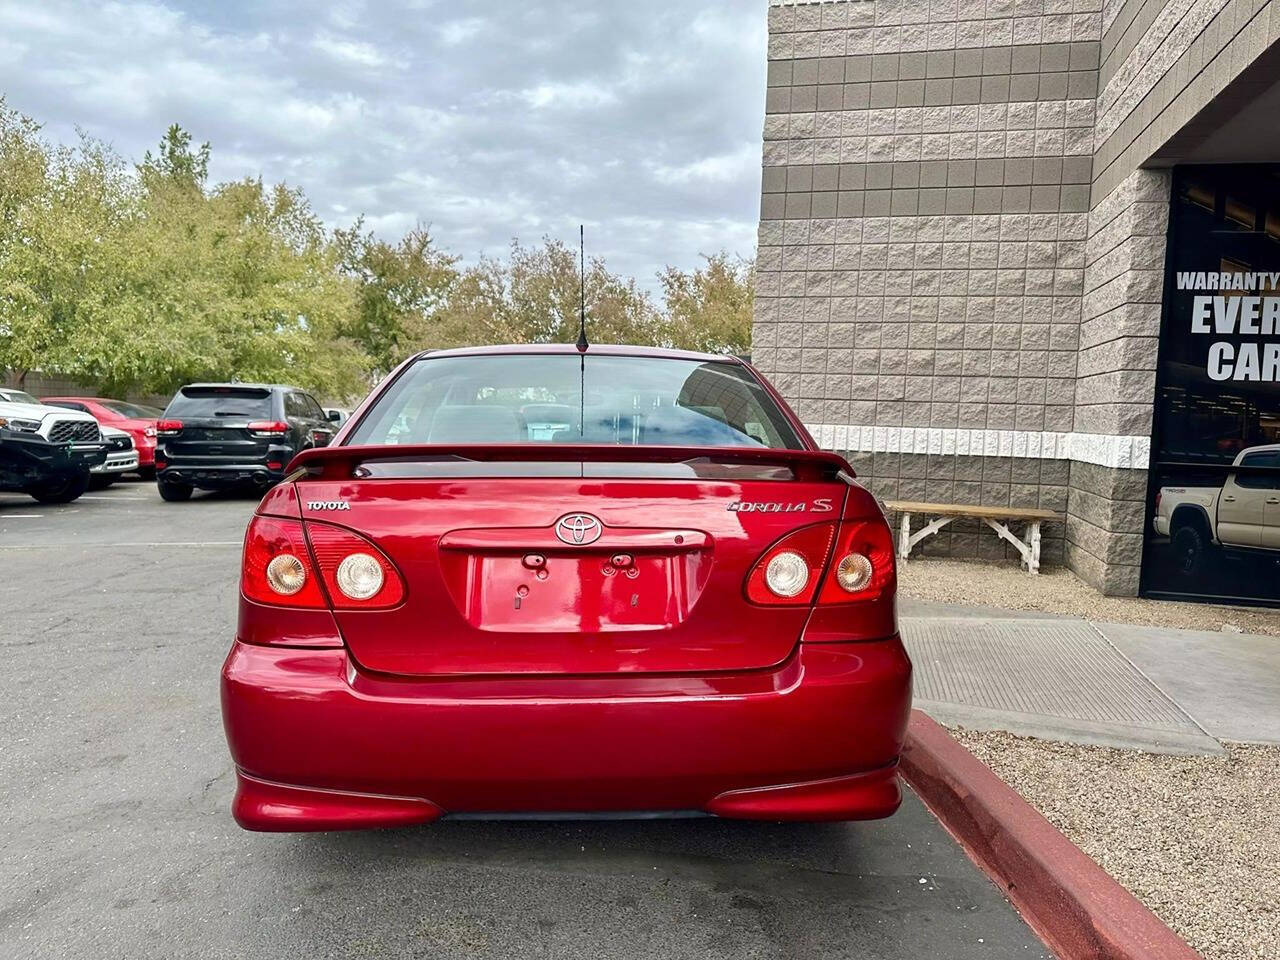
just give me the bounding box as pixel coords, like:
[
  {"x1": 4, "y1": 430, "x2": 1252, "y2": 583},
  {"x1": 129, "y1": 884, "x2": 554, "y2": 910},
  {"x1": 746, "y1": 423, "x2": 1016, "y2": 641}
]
[
  {"x1": 221, "y1": 344, "x2": 910, "y2": 831},
  {"x1": 0, "y1": 397, "x2": 107, "y2": 503},
  {"x1": 1155, "y1": 443, "x2": 1280, "y2": 574},
  {"x1": 155, "y1": 383, "x2": 335, "y2": 501},
  {"x1": 41, "y1": 396, "x2": 163, "y2": 479},
  {"x1": 89, "y1": 426, "x2": 140, "y2": 487}
]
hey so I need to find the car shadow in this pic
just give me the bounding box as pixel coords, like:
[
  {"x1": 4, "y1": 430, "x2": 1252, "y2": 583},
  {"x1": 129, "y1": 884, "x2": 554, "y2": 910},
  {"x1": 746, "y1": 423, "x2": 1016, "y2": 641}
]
[{"x1": 265, "y1": 816, "x2": 878, "y2": 888}]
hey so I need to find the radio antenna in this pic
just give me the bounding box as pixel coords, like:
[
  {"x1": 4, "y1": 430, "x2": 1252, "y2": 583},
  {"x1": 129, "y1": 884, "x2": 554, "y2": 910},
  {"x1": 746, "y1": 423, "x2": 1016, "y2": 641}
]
[{"x1": 576, "y1": 224, "x2": 589, "y2": 353}]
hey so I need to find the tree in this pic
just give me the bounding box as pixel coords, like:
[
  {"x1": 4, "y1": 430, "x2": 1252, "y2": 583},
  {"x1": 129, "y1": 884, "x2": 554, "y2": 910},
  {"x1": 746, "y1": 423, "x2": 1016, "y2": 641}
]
[
  {"x1": 3, "y1": 102, "x2": 759, "y2": 401},
  {"x1": 0, "y1": 99, "x2": 135, "y2": 386},
  {"x1": 431, "y1": 237, "x2": 664, "y2": 350},
  {"x1": 334, "y1": 222, "x2": 458, "y2": 376},
  {"x1": 95, "y1": 167, "x2": 369, "y2": 398},
  {"x1": 658, "y1": 252, "x2": 754, "y2": 356},
  {"x1": 1, "y1": 115, "x2": 371, "y2": 400},
  {"x1": 139, "y1": 123, "x2": 210, "y2": 190}
]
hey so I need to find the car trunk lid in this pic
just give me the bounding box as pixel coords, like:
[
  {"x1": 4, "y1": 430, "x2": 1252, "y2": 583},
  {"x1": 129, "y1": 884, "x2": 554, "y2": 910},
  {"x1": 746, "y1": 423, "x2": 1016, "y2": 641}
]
[{"x1": 288, "y1": 445, "x2": 852, "y2": 677}]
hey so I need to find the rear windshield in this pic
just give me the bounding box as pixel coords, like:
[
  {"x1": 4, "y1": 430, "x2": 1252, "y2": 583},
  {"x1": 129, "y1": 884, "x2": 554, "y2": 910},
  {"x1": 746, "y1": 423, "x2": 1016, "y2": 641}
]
[
  {"x1": 165, "y1": 387, "x2": 273, "y2": 419},
  {"x1": 101, "y1": 400, "x2": 164, "y2": 419},
  {"x1": 348, "y1": 354, "x2": 802, "y2": 449}
]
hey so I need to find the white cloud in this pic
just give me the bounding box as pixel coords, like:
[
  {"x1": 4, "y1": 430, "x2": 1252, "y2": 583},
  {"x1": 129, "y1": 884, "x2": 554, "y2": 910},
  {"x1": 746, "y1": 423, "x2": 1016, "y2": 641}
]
[
  {"x1": 648, "y1": 143, "x2": 760, "y2": 186},
  {"x1": 518, "y1": 81, "x2": 618, "y2": 111},
  {"x1": 439, "y1": 17, "x2": 484, "y2": 45},
  {"x1": 0, "y1": 0, "x2": 768, "y2": 291},
  {"x1": 311, "y1": 33, "x2": 392, "y2": 69}
]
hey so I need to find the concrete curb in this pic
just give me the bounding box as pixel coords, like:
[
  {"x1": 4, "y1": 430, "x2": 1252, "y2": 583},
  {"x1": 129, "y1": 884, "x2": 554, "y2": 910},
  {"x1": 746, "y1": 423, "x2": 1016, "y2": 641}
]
[{"x1": 900, "y1": 710, "x2": 1204, "y2": 960}]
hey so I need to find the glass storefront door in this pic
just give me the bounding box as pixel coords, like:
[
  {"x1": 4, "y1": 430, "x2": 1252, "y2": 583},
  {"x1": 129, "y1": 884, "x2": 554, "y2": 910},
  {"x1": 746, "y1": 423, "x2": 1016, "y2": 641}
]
[{"x1": 1142, "y1": 165, "x2": 1280, "y2": 603}]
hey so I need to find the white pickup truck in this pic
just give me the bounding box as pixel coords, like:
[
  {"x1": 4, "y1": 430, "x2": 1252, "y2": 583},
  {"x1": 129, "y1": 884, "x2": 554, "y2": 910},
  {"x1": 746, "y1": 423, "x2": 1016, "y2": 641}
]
[
  {"x1": 1154, "y1": 443, "x2": 1280, "y2": 575},
  {"x1": 0, "y1": 397, "x2": 106, "y2": 503}
]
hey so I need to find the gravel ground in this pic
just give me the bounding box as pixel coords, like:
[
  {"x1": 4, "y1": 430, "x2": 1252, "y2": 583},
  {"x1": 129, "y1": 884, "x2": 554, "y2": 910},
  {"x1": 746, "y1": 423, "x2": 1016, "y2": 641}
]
[
  {"x1": 951, "y1": 729, "x2": 1280, "y2": 960},
  {"x1": 899, "y1": 558, "x2": 1280, "y2": 637}
]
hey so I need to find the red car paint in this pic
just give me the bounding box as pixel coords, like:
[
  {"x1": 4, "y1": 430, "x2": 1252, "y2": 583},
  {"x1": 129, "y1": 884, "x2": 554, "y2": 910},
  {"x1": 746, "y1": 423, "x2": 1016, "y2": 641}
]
[
  {"x1": 42, "y1": 396, "x2": 159, "y2": 469},
  {"x1": 220, "y1": 345, "x2": 912, "y2": 830}
]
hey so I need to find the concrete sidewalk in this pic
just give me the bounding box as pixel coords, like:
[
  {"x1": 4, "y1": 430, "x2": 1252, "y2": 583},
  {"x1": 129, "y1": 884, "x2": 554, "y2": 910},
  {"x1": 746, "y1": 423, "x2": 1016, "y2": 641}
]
[{"x1": 900, "y1": 600, "x2": 1280, "y2": 755}]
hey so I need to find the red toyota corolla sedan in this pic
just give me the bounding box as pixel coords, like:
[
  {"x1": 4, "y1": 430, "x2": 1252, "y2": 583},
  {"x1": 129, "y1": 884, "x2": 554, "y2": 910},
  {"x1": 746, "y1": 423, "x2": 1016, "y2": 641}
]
[
  {"x1": 42, "y1": 396, "x2": 163, "y2": 476},
  {"x1": 221, "y1": 345, "x2": 912, "y2": 831}
]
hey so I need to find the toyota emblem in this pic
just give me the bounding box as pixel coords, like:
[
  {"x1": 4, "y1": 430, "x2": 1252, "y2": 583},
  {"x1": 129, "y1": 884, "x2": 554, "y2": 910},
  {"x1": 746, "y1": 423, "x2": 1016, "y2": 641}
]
[{"x1": 555, "y1": 513, "x2": 603, "y2": 545}]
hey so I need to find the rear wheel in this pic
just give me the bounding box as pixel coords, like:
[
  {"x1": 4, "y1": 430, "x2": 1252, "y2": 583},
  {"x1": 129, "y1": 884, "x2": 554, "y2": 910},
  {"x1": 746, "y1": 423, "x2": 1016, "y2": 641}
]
[
  {"x1": 28, "y1": 469, "x2": 91, "y2": 505},
  {"x1": 158, "y1": 479, "x2": 193, "y2": 502},
  {"x1": 1171, "y1": 522, "x2": 1206, "y2": 577}
]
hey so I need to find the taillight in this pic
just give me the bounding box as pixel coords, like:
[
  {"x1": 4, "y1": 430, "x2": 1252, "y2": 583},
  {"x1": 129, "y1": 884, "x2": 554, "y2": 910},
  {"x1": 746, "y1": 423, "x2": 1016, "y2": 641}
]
[
  {"x1": 1155, "y1": 491, "x2": 1162, "y2": 512},
  {"x1": 306, "y1": 520, "x2": 405, "y2": 608},
  {"x1": 242, "y1": 515, "x2": 406, "y2": 609},
  {"x1": 745, "y1": 523, "x2": 836, "y2": 605},
  {"x1": 241, "y1": 516, "x2": 326, "y2": 608},
  {"x1": 816, "y1": 519, "x2": 896, "y2": 605},
  {"x1": 156, "y1": 419, "x2": 182, "y2": 436},
  {"x1": 248, "y1": 420, "x2": 289, "y2": 438}
]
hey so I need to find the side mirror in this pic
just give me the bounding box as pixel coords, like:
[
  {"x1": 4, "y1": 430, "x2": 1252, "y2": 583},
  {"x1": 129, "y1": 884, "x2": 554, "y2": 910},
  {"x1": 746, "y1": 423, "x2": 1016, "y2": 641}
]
[{"x1": 326, "y1": 410, "x2": 342, "y2": 423}]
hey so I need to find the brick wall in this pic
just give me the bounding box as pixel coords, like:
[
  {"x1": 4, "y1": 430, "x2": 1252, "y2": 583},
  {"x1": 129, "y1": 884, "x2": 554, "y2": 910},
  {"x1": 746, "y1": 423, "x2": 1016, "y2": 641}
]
[
  {"x1": 1093, "y1": 0, "x2": 1279, "y2": 199},
  {"x1": 755, "y1": 0, "x2": 1108, "y2": 568}
]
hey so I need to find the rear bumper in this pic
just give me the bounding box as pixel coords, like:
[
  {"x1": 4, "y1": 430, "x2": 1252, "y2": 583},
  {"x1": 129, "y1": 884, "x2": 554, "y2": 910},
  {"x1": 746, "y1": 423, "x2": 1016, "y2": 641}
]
[
  {"x1": 92, "y1": 451, "x2": 139, "y2": 474},
  {"x1": 221, "y1": 637, "x2": 913, "y2": 830},
  {"x1": 159, "y1": 462, "x2": 284, "y2": 487}
]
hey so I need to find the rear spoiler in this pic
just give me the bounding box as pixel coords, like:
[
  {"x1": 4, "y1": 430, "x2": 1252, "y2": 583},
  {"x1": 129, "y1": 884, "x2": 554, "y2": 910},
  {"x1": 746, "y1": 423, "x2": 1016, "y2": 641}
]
[{"x1": 289, "y1": 444, "x2": 856, "y2": 483}]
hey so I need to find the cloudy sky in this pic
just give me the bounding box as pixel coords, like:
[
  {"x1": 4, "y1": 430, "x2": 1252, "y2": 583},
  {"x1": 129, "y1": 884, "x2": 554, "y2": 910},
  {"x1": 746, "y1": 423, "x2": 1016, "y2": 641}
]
[{"x1": 0, "y1": 0, "x2": 766, "y2": 291}]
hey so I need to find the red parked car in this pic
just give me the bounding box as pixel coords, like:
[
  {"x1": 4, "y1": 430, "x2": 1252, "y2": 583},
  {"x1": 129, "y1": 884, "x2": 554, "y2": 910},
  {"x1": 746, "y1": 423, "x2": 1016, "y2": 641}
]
[
  {"x1": 42, "y1": 397, "x2": 163, "y2": 477},
  {"x1": 221, "y1": 345, "x2": 911, "y2": 831}
]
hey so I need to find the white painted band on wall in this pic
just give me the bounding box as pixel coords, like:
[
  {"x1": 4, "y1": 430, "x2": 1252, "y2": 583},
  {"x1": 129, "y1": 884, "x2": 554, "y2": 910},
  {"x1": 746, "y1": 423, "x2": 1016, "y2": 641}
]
[{"x1": 804, "y1": 424, "x2": 1151, "y2": 470}]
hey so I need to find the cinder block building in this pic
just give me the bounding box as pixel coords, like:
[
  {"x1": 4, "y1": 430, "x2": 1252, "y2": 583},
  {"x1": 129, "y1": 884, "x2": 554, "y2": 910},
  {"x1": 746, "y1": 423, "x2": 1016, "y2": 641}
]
[{"x1": 753, "y1": 0, "x2": 1280, "y2": 601}]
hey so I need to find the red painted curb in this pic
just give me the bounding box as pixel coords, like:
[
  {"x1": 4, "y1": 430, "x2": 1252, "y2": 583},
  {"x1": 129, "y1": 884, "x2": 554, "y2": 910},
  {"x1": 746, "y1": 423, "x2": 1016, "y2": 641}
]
[{"x1": 900, "y1": 710, "x2": 1203, "y2": 960}]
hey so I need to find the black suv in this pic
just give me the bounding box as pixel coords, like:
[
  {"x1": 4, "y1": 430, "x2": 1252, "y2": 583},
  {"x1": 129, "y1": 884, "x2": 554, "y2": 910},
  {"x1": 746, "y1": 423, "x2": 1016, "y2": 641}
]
[{"x1": 155, "y1": 383, "x2": 337, "y2": 501}]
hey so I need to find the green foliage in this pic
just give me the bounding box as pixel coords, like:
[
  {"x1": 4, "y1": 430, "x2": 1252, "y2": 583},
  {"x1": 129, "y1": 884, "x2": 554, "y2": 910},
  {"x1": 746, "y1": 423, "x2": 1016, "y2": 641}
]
[
  {"x1": 658, "y1": 252, "x2": 754, "y2": 356},
  {"x1": 1, "y1": 98, "x2": 757, "y2": 403},
  {"x1": 139, "y1": 124, "x2": 210, "y2": 190},
  {"x1": 0, "y1": 101, "x2": 135, "y2": 384},
  {"x1": 96, "y1": 175, "x2": 367, "y2": 398},
  {"x1": 0, "y1": 102, "x2": 368, "y2": 400},
  {"x1": 432, "y1": 238, "x2": 665, "y2": 350},
  {"x1": 335, "y1": 222, "x2": 458, "y2": 376}
]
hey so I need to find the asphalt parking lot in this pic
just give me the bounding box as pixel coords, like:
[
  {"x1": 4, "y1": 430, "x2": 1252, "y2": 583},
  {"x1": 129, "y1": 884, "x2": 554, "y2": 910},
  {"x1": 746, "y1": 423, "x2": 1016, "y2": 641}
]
[{"x1": 0, "y1": 481, "x2": 1049, "y2": 960}]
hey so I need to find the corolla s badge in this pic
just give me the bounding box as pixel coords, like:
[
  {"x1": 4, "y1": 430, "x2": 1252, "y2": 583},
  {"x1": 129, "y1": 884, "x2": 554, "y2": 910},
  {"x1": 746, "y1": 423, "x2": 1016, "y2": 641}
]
[{"x1": 555, "y1": 513, "x2": 603, "y2": 545}]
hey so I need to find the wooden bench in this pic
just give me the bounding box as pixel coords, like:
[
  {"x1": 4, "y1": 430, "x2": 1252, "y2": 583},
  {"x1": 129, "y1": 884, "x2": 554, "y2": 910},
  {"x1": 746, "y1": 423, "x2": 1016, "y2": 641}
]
[{"x1": 883, "y1": 500, "x2": 1062, "y2": 574}]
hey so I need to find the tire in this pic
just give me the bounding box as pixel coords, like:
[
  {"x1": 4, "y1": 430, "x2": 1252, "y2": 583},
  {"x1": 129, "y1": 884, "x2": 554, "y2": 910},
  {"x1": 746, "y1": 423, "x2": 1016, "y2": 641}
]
[
  {"x1": 1171, "y1": 522, "x2": 1206, "y2": 577},
  {"x1": 158, "y1": 479, "x2": 193, "y2": 502},
  {"x1": 28, "y1": 469, "x2": 91, "y2": 505},
  {"x1": 88, "y1": 474, "x2": 115, "y2": 489}
]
